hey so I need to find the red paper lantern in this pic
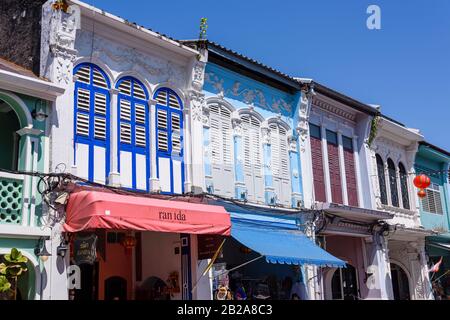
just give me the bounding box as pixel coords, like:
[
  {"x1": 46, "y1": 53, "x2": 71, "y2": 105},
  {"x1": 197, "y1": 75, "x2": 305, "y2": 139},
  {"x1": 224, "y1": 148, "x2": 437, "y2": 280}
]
[
  {"x1": 413, "y1": 174, "x2": 431, "y2": 189},
  {"x1": 417, "y1": 188, "x2": 427, "y2": 199},
  {"x1": 122, "y1": 235, "x2": 137, "y2": 249}
]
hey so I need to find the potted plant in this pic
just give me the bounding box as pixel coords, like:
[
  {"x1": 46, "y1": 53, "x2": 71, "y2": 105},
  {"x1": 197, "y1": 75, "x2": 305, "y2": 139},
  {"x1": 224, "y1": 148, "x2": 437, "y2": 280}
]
[{"x1": 0, "y1": 248, "x2": 28, "y2": 300}]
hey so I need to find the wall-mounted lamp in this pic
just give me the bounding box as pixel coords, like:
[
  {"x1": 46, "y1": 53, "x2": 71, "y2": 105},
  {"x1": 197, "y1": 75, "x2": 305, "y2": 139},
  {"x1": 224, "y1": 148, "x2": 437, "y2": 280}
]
[
  {"x1": 32, "y1": 100, "x2": 49, "y2": 122},
  {"x1": 57, "y1": 242, "x2": 68, "y2": 258},
  {"x1": 35, "y1": 237, "x2": 51, "y2": 262}
]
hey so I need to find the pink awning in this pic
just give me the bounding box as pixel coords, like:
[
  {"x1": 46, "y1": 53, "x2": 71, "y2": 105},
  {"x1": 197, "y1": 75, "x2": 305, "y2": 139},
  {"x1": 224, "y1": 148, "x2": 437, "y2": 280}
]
[{"x1": 63, "y1": 190, "x2": 231, "y2": 236}]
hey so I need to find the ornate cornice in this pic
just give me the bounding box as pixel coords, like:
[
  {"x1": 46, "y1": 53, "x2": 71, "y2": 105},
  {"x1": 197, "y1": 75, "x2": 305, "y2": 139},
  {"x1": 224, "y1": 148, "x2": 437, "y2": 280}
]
[{"x1": 312, "y1": 97, "x2": 356, "y2": 122}]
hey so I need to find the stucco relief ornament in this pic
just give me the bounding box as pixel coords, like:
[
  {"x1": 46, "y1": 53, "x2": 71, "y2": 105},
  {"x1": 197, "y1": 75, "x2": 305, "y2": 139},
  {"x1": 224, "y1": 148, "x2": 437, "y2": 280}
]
[
  {"x1": 288, "y1": 134, "x2": 298, "y2": 152},
  {"x1": 192, "y1": 62, "x2": 205, "y2": 91},
  {"x1": 261, "y1": 125, "x2": 271, "y2": 145},
  {"x1": 189, "y1": 91, "x2": 205, "y2": 122},
  {"x1": 232, "y1": 117, "x2": 243, "y2": 137},
  {"x1": 48, "y1": 4, "x2": 79, "y2": 84}
]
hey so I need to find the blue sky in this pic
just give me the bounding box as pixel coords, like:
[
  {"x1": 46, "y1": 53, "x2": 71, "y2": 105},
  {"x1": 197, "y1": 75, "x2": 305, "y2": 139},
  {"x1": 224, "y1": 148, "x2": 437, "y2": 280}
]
[{"x1": 89, "y1": 0, "x2": 450, "y2": 150}]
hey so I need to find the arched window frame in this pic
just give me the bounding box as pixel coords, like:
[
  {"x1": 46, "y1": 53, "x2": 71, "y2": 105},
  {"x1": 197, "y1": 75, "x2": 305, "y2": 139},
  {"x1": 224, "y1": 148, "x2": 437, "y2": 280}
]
[
  {"x1": 154, "y1": 87, "x2": 184, "y2": 194},
  {"x1": 116, "y1": 76, "x2": 150, "y2": 190},
  {"x1": 398, "y1": 162, "x2": 410, "y2": 210},
  {"x1": 387, "y1": 158, "x2": 399, "y2": 207},
  {"x1": 376, "y1": 154, "x2": 388, "y2": 205},
  {"x1": 73, "y1": 63, "x2": 111, "y2": 181}
]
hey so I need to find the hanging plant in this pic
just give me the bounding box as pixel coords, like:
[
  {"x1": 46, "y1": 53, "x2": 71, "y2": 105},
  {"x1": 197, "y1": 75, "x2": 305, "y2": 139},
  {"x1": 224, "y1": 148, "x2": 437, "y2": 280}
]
[
  {"x1": 52, "y1": 0, "x2": 69, "y2": 13},
  {"x1": 366, "y1": 115, "x2": 381, "y2": 148}
]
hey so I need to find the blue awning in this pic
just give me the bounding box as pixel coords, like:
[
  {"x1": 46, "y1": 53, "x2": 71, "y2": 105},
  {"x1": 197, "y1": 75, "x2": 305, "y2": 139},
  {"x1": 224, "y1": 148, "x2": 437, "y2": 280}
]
[{"x1": 231, "y1": 217, "x2": 346, "y2": 268}]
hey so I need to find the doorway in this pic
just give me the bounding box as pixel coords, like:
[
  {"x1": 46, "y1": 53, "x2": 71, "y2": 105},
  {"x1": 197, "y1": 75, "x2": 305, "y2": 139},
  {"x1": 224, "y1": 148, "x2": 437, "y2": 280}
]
[
  {"x1": 331, "y1": 265, "x2": 359, "y2": 300},
  {"x1": 390, "y1": 263, "x2": 410, "y2": 300}
]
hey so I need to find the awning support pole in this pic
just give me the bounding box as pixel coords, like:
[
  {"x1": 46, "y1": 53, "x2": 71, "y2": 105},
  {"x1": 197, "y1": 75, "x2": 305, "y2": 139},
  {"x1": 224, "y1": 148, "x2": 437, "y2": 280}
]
[
  {"x1": 212, "y1": 255, "x2": 265, "y2": 279},
  {"x1": 191, "y1": 238, "x2": 226, "y2": 294}
]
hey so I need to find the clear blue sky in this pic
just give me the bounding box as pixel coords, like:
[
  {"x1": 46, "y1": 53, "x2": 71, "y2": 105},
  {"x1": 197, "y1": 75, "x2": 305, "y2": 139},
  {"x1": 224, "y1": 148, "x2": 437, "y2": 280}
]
[{"x1": 89, "y1": 0, "x2": 450, "y2": 150}]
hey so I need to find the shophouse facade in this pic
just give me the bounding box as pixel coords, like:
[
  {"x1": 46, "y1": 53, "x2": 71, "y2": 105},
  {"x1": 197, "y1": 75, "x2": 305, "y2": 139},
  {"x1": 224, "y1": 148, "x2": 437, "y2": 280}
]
[
  {"x1": 368, "y1": 116, "x2": 433, "y2": 299},
  {"x1": 38, "y1": 0, "x2": 231, "y2": 300},
  {"x1": 415, "y1": 142, "x2": 450, "y2": 298},
  {"x1": 0, "y1": 57, "x2": 64, "y2": 299}
]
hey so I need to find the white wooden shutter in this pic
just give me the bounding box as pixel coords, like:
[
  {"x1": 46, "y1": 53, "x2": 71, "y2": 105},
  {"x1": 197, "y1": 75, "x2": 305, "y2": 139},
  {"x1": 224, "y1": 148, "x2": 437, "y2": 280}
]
[
  {"x1": 270, "y1": 123, "x2": 291, "y2": 205},
  {"x1": 94, "y1": 117, "x2": 106, "y2": 140},
  {"x1": 157, "y1": 109, "x2": 168, "y2": 151},
  {"x1": 75, "y1": 65, "x2": 90, "y2": 84},
  {"x1": 133, "y1": 83, "x2": 146, "y2": 100},
  {"x1": 76, "y1": 113, "x2": 89, "y2": 136},
  {"x1": 209, "y1": 104, "x2": 233, "y2": 197},
  {"x1": 156, "y1": 90, "x2": 167, "y2": 105},
  {"x1": 171, "y1": 113, "x2": 181, "y2": 155},
  {"x1": 242, "y1": 115, "x2": 263, "y2": 202},
  {"x1": 120, "y1": 123, "x2": 131, "y2": 144},
  {"x1": 94, "y1": 93, "x2": 107, "y2": 115},
  {"x1": 92, "y1": 68, "x2": 108, "y2": 89},
  {"x1": 77, "y1": 88, "x2": 90, "y2": 111},
  {"x1": 118, "y1": 79, "x2": 132, "y2": 96},
  {"x1": 169, "y1": 92, "x2": 181, "y2": 109}
]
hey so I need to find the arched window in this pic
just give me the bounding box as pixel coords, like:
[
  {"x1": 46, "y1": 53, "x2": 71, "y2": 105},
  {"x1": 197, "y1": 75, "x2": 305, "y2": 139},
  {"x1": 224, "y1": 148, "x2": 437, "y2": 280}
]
[
  {"x1": 240, "y1": 112, "x2": 263, "y2": 202},
  {"x1": 376, "y1": 154, "x2": 387, "y2": 205},
  {"x1": 387, "y1": 158, "x2": 399, "y2": 207},
  {"x1": 269, "y1": 121, "x2": 290, "y2": 206},
  {"x1": 117, "y1": 77, "x2": 149, "y2": 190},
  {"x1": 154, "y1": 88, "x2": 184, "y2": 194},
  {"x1": 398, "y1": 162, "x2": 410, "y2": 210},
  {"x1": 0, "y1": 99, "x2": 20, "y2": 171},
  {"x1": 208, "y1": 102, "x2": 233, "y2": 197},
  {"x1": 73, "y1": 63, "x2": 110, "y2": 183}
]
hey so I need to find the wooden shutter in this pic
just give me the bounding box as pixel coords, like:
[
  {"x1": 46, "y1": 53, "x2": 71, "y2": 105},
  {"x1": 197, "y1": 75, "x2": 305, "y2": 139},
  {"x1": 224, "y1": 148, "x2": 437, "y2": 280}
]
[
  {"x1": 270, "y1": 123, "x2": 290, "y2": 205},
  {"x1": 171, "y1": 113, "x2": 181, "y2": 155},
  {"x1": 157, "y1": 108, "x2": 168, "y2": 151},
  {"x1": 209, "y1": 104, "x2": 233, "y2": 197},
  {"x1": 76, "y1": 113, "x2": 89, "y2": 136},
  {"x1": 327, "y1": 130, "x2": 342, "y2": 204},
  {"x1": 343, "y1": 136, "x2": 358, "y2": 206},
  {"x1": 422, "y1": 183, "x2": 443, "y2": 214},
  {"x1": 242, "y1": 115, "x2": 263, "y2": 202},
  {"x1": 310, "y1": 124, "x2": 326, "y2": 202}
]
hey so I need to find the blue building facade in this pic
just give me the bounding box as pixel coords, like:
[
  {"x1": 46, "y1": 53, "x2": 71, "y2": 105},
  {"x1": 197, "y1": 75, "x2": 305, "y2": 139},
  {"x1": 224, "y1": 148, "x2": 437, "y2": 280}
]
[
  {"x1": 199, "y1": 43, "x2": 304, "y2": 209},
  {"x1": 415, "y1": 141, "x2": 450, "y2": 298}
]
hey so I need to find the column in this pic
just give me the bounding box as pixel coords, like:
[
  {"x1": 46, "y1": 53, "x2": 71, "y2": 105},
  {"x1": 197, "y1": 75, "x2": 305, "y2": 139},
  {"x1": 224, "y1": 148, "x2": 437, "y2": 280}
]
[
  {"x1": 289, "y1": 134, "x2": 303, "y2": 208},
  {"x1": 183, "y1": 105, "x2": 192, "y2": 192},
  {"x1": 352, "y1": 136, "x2": 364, "y2": 207},
  {"x1": 320, "y1": 123, "x2": 332, "y2": 202},
  {"x1": 233, "y1": 117, "x2": 246, "y2": 199},
  {"x1": 417, "y1": 241, "x2": 433, "y2": 300},
  {"x1": 108, "y1": 88, "x2": 120, "y2": 187},
  {"x1": 364, "y1": 234, "x2": 393, "y2": 299},
  {"x1": 261, "y1": 123, "x2": 273, "y2": 203},
  {"x1": 189, "y1": 91, "x2": 206, "y2": 193},
  {"x1": 337, "y1": 131, "x2": 348, "y2": 205},
  {"x1": 148, "y1": 98, "x2": 159, "y2": 192},
  {"x1": 396, "y1": 166, "x2": 404, "y2": 209},
  {"x1": 16, "y1": 127, "x2": 43, "y2": 227}
]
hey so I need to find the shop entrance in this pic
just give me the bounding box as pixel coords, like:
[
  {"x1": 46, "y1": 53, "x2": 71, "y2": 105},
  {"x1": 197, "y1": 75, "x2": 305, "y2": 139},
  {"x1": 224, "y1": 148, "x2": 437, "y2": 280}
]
[
  {"x1": 211, "y1": 237, "x2": 308, "y2": 300},
  {"x1": 70, "y1": 230, "x2": 186, "y2": 300},
  {"x1": 390, "y1": 263, "x2": 410, "y2": 300},
  {"x1": 331, "y1": 265, "x2": 359, "y2": 300}
]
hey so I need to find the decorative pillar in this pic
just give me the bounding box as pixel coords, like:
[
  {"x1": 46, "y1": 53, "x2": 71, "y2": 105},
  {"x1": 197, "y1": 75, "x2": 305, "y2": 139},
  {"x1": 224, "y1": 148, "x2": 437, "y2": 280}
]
[
  {"x1": 337, "y1": 130, "x2": 348, "y2": 205},
  {"x1": 148, "y1": 97, "x2": 159, "y2": 192},
  {"x1": 288, "y1": 133, "x2": 303, "y2": 208},
  {"x1": 202, "y1": 106, "x2": 213, "y2": 193},
  {"x1": 352, "y1": 136, "x2": 364, "y2": 207},
  {"x1": 296, "y1": 92, "x2": 312, "y2": 208},
  {"x1": 320, "y1": 123, "x2": 332, "y2": 203},
  {"x1": 260, "y1": 122, "x2": 274, "y2": 204},
  {"x1": 16, "y1": 127, "x2": 43, "y2": 227},
  {"x1": 417, "y1": 240, "x2": 433, "y2": 300},
  {"x1": 233, "y1": 115, "x2": 246, "y2": 200},
  {"x1": 188, "y1": 90, "x2": 206, "y2": 193},
  {"x1": 183, "y1": 104, "x2": 192, "y2": 193},
  {"x1": 108, "y1": 88, "x2": 120, "y2": 187}
]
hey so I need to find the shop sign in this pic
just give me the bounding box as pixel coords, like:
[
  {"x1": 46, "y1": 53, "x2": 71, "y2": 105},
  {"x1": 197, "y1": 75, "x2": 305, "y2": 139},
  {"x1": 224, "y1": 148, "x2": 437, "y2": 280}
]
[
  {"x1": 197, "y1": 235, "x2": 223, "y2": 260},
  {"x1": 73, "y1": 233, "x2": 97, "y2": 265}
]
